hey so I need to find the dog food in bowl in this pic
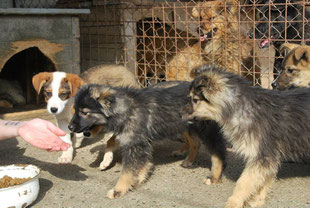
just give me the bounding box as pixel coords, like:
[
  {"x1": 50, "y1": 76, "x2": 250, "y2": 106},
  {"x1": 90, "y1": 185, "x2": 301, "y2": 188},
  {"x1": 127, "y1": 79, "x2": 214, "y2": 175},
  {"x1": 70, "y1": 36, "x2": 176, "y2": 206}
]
[{"x1": 0, "y1": 164, "x2": 40, "y2": 208}]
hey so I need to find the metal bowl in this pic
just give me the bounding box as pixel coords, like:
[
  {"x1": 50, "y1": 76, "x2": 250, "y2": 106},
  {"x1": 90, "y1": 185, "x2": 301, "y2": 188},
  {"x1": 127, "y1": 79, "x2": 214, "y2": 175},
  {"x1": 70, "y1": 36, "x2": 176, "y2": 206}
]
[{"x1": 0, "y1": 164, "x2": 40, "y2": 208}]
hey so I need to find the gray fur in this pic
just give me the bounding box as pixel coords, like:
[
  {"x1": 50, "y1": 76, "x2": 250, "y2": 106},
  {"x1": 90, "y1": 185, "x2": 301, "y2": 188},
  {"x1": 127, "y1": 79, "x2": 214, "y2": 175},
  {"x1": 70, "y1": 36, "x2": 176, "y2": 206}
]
[
  {"x1": 69, "y1": 81, "x2": 226, "y2": 195},
  {"x1": 193, "y1": 65, "x2": 310, "y2": 164},
  {"x1": 186, "y1": 64, "x2": 310, "y2": 207}
]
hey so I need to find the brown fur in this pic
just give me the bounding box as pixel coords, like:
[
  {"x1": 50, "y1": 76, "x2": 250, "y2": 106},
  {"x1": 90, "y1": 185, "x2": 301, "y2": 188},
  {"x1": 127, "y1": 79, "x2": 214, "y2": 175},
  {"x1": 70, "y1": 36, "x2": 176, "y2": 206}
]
[
  {"x1": 273, "y1": 43, "x2": 310, "y2": 90},
  {"x1": 136, "y1": 18, "x2": 198, "y2": 86},
  {"x1": 65, "y1": 74, "x2": 85, "y2": 97},
  {"x1": 166, "y1": 42, "x2": 206, "y2": 81},
  {"x1": 32, "y1": 72, "x2": 84, "y2": 98},
  {"x1": 32, "y1": 72, "x2": 53, "y2": 95},
  {"x1": 80, "y1": 64, "x2": 140, "y2": 88},
  {"x1": 106, "y1": 161, "x2": 153, "y2": 199},
  {"x1": 171, "y1": 131, "x2": 201, "y2": 168},
  {"x1": 166, "y1": 0, "x2": 261, "y2": 84}
]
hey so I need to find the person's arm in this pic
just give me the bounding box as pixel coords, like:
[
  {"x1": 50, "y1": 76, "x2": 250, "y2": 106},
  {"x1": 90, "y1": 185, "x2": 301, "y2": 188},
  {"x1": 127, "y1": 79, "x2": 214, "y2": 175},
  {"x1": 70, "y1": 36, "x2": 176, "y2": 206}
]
[
  {"x1": 0, "y1": 119, "x2": 25, "y2": 140},
  {"x1": 0, "y1": 119, "x2": 70, "y2": 151}
]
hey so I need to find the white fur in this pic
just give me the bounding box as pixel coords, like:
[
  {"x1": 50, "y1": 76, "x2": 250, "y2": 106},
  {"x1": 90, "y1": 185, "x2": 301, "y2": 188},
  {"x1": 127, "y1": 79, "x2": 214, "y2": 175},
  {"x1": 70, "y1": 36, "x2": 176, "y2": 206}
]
[
  {"x1": 47, "y1": 72, "x2": 68, "y2": 115},
  {"x1": 46, "y1": 72, "x2": 84, "y2": 164}
]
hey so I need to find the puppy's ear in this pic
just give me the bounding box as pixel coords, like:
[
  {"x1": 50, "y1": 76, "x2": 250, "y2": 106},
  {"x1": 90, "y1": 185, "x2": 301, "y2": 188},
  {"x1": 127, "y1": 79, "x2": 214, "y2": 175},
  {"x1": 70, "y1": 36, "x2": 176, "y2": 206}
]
[
  {"x1": 98, "y1": 91, "x2": 115, "y2": 107},
  {"x1": 32, "y1": 72, "x2": 52, "y2": 94},
  {"x1": 65, "y1": 74, "x2": 84, "y2": 97},
  {"x1": 192, "y1": 2, "x2": 201, "y2": 18},
  {"x1": 193, "y1": 74, "x2": 218, "y2": 98},
  {"x1": 190, "y1": 67, "x2": 197, "y2": 79},
  {"x1": 280, "y1": 43, "x2": 300, "y2": 55},
  {"x1": 294, "y1": 46, "x2": 310, "y2": 62},
  {"x1": 225, "y1": 0, "x2": 237, "y2": 15},
  {"x1": 95, "y1": 88, "x2": 116, "y2": 117}
]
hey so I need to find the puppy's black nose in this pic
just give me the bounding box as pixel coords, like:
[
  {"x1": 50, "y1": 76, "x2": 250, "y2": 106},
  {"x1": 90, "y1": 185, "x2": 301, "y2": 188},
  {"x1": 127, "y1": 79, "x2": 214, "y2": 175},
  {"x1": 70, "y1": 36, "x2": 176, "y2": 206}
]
[
  {"x1": 50, "y1": 107, "x2": 58, "y2": 113},
  {"x1": 68, "y1": 124, "x2": 74, "y2": 131},
  {"x1": 271, "y1": 82, "x2": 277, "y2": 89}
]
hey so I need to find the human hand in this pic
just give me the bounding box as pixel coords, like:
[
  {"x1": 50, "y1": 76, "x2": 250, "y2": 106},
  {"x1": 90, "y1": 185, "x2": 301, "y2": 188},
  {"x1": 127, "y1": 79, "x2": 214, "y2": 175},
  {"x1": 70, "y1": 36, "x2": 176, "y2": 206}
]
[{"x1": 17, "y1": 118, "x2": 70, "y2": 151}]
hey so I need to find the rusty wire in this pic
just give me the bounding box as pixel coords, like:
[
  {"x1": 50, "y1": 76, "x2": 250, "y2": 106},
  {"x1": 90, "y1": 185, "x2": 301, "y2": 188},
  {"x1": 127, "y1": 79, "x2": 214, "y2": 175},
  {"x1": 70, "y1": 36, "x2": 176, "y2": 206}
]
[{"x1": 3, "y1": 0, "x2": 309, "y2": 88}]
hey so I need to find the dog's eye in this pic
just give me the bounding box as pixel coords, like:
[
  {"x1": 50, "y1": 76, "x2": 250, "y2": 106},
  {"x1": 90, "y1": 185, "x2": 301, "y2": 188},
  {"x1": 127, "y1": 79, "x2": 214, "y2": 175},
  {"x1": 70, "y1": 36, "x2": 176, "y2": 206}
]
[
  {"x1": 287, "y1": 68, "x2": 294, "y2": 74},
  {"x1": 192, "y1": 98, "x2": 199, "y2": 104},
  {"x1": 45, "y1": 92, "x2": 52, "y2": 98},
  {"x1": 80, "y1": 111, "x2": 88, "y2": 116},
  {"x1": 207, "y1": 16, "x2": 215, "y2": 21},
  {"x1": 60, "y1": 92, "x2": 68, "y2": 99}
]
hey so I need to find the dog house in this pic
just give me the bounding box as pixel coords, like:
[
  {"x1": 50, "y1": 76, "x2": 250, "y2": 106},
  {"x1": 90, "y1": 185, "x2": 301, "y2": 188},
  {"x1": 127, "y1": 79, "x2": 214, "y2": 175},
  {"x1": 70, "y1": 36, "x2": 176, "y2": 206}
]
[{"x1": 0, "y1": 7, "x2": 89, "y2": 118}]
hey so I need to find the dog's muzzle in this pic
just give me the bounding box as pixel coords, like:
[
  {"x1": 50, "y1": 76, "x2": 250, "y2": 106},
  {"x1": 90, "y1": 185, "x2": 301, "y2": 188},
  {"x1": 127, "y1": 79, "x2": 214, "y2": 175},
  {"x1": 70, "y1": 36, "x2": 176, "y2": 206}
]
[{"x1": 68, "y1": 114, "x2": 86, "y2": 133}]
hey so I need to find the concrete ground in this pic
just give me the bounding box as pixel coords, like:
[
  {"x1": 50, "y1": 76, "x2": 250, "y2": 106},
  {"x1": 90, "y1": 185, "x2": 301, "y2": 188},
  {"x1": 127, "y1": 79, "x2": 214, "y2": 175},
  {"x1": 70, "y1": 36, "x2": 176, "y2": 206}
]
[{"x1": 0, "y1": 120, "x2": 309, "y2": 208}]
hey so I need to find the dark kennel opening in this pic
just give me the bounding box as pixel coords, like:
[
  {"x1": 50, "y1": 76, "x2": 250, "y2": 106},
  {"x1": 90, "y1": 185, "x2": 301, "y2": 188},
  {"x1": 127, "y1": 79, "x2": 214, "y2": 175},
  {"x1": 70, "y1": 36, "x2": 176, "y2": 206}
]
[{"x1": 0, "y1": 47, "x2": 56, "y2": 111}]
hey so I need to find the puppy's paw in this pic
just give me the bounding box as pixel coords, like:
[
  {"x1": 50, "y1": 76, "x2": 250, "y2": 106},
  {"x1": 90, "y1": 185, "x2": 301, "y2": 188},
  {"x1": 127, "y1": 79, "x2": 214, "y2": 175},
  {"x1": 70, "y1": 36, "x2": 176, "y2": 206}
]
[
  {"x1": 180, "y1": 159, "x2": 193, "y2": 168},
  {"x1": 58, "y1": 150, "x2": 73, "y2": 164},
  {"x1": 99, "y1": 152, "x2": 113, "y2": 170},
  {"x1": 58, "y1": 155, "x2": 73, "y2": 164},
  {"x1": 247, "y1": 200, "x2": 265, "y2": 208},
  {"x1": 171, "y1": 150, "x2": 186, "y2": 157},
  {"x1": 204, "y1": 176, "x2": 222, "y2": 185},
  {"x1": 247, "y1": 195, "x2": 266, "y2": 208},
  {"x1": 106, "y1": 189, "x2": 122, "y2": 199},
  {"x1": 225, "y1": 198, "x2": 243, "y2": 208}
]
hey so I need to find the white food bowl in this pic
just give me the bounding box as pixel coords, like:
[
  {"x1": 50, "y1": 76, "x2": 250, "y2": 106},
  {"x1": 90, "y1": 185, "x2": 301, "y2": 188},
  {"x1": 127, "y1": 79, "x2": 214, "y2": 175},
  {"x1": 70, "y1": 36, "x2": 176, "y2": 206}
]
[{"x1": 0, "y1": 164, "x2": 40, "y2": 208}]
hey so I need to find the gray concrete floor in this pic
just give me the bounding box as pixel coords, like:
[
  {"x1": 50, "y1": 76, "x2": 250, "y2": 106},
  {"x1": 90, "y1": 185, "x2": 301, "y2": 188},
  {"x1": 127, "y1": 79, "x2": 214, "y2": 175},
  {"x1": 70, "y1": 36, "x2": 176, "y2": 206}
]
[{"x1": 0, "y1": 130, "x2": 309, "y2": 208}]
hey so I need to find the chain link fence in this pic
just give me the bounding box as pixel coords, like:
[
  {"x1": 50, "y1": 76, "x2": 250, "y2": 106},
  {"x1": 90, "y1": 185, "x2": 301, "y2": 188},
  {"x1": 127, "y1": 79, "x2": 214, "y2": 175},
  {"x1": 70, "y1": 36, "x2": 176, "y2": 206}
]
[{"x1": 1, "y1": 0, "x2": 309, "y2": 88}]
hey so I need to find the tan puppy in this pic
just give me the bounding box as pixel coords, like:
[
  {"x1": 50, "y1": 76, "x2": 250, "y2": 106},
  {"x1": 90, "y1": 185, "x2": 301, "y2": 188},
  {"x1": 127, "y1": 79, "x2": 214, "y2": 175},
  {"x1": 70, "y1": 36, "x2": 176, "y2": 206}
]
[
  {"x1": 166, "y1": 0, "x2": 261, "y2": 84},
  {"x1": 80, "y1": 64, "x2": 140, "y2": 88},
  {"x1": 272, "y1": 43, "x2": 310, "y2": 90}
]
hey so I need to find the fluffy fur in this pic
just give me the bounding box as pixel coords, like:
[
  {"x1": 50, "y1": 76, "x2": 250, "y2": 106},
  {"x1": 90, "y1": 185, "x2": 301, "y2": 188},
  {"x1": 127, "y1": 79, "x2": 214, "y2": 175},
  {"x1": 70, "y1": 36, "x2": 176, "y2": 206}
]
[
  {"x1": 80, "y1": 64, "x2": 140, "y2": 88},
  {"x1": 249, "y1": 0, "x2": 310, "y2": 77},
  {"x1": 136, "y1": 17, "x2": 197, "y2": 86},
  {"x1": 166, "y1": 0, "x2": 261, "y2": 84},
  {"x1": 80, "y1": 64, "x2": 140, "y2": 169},
  {"x1": 272, "y1": 43, "x2": 310, "y2": 90},
  {"x1": 183, "y1": 64, "x2": 310, "y2": 208},
  {"x1": 68, "y1": 82, "x2": 226, "y2": 199},
  {"x1": 86, "y1": 80, "x2": 207, "y2": 171}
]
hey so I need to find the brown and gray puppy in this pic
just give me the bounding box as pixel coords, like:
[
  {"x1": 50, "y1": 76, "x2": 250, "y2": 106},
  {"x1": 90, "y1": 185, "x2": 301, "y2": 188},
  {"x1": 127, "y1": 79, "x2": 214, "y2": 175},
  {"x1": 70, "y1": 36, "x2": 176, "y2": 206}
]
[
  {"x1": 80, "y1": 64, "x2": 140, "y2": 170},
  {"x1": 89, "y1": 78, "x2": 206, "y2": 170},
  {"x1": 183, "y1": 64, "x2": 310, "y2": 208},
  {"x1": 272, "y1": 43, "x2": 310, "y2": 90},
  {"x1": 69, "y1": 82, "x2": 226, "y2": 199}
]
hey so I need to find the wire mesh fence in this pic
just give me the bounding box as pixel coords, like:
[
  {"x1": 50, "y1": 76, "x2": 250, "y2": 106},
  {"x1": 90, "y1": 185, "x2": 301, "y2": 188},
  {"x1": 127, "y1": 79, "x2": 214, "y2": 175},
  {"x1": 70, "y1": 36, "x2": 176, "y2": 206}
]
[{"x1": 1, "y1": 0, "x2": 310, "y2": 88}]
